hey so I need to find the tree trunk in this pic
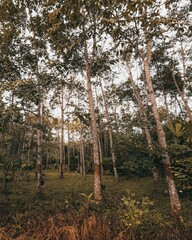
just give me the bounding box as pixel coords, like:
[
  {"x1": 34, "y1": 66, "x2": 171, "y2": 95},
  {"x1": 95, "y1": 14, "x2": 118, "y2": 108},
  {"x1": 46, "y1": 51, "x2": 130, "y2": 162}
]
[
  {"x1": 27, "y1": 129, "x2": 34, "y2": 158},
  {"x1": 46, "y1": 148, "x2": 49, "y2": 170},
  {"x1": 98, "y1": 133, "x2": 104, "y2": 175},
  {"x1": 37, "y1": 98, "x2": 44, "y2": 193},
  {"x1": 59, "y1": 89, "x2": 64, "y2": 179},
  {"x1": 80, "y1": 124, "x2": 85, "y2": 178},
  {"x1": 2, "y1": 166, "x2": 7, "y2": 193},
  {"x1": 144, "y1": 37, "x2": 181, "y2": 216},
  {"x1": 126, "y1": 60, "x2": 159, "y2": 181},
  {"x1": 161, "y1": 83, "x2": 170, "y2": 121},
  {"x1": 94, "y1": 85, "x2": 104, "y2": 175},
  {"x1": 83, "y1": 38, "x2": 102, "y2": 201},
  {"x1": 67, "y1": 121, "x2": 70, "y2": 172},
  {"x1": 172, "y1": 56, "x2": 192, "y2": 119},
  {"x1": 28, "y1": 9, "x2": 44, "y2": 193},
  {"x1": 99, "y1": 79, "x2": 118, "y2": 181},
  {"x1": 0, "y1": 91, "x2": 2, "y2": 107},
  {"x1": 21, "y1": 130, "x2": 27, "y2": 162}
]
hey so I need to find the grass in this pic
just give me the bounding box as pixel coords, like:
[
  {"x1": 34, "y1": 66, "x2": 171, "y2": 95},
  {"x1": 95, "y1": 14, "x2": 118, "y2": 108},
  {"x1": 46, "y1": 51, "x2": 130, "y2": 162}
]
[{"x1": 0, "y1": 169, "x2": 192, "y2": 239}]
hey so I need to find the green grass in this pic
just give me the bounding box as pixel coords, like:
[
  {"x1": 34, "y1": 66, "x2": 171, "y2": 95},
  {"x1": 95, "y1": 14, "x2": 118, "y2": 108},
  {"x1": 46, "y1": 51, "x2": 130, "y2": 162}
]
[
  {"x1": 0, "y1": 169, "x2": 192, "y2": 239},
  {"x1": 0, "y1": 169, "x2": 190, "y2": 216}
]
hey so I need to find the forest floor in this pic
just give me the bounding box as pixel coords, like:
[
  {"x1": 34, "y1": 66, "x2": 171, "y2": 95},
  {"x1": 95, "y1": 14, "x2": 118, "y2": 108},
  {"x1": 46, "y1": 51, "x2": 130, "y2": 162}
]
[{"x1": 0, "y1": 169, "x2": 192, "y2": 239}]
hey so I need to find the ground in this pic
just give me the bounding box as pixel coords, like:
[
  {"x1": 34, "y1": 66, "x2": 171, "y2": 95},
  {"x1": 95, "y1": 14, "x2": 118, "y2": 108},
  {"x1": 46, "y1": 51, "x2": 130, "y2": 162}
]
[{"x1": 0, "y1": 169, "x2": 192, "y2": 239}]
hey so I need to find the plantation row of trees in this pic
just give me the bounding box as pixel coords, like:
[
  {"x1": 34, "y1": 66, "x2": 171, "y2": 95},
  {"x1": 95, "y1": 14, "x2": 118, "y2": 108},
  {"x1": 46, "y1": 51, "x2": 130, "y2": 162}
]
[{"x1": 0, "y1": 0, "x2": 192, "y2": 218}]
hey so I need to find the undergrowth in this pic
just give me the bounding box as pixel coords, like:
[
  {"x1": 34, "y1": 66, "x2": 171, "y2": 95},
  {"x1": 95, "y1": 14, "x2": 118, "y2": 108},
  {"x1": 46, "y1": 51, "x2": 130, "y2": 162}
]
[{"x1": 0, "y1": 170, "x2": 192, "y2": 239}]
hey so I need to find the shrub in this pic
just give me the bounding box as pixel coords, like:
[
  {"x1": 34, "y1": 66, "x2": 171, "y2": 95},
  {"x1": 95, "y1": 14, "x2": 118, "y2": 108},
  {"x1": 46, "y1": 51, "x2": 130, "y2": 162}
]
[{"x1": 117, "y1": 189, "x2": 155, "y2": 228}]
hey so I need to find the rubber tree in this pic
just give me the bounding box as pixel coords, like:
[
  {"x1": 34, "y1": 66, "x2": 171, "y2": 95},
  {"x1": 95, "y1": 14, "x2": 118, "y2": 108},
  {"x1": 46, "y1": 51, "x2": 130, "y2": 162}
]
[
  {"x1": 169, "y1": 1, "x2": 192, "y2": 119},
  {"x1": 47, "y1": 0, "x2": 116, "y2": 201},
  {"x1": 124, "y1": 58, "x2": 159, "y2": 181},
  {"x1": 142, "y1": 2, "x2": 181, "y2": 217},
  {"x1": 0, "y1": 0, "x2": 24, "y2": 192},
  {"x1": 21, "y1": 0, "x2": 51, "y2": 193},
  {"x1": 144, "y1": 35, "x2": 181, "y2": 216},
  {"x1": 59, "y1": 88, "x2": 64, "y2": 179},
  {"x1": 99, "y1": 78, "x2": 118, "y2": 181},
  {"x1": 104, "y1": 0, "x2": 182, "y2": 216}
]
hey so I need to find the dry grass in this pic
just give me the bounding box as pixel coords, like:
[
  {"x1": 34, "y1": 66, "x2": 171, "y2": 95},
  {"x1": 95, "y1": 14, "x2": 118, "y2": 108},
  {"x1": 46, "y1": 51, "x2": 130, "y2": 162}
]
[
  {"x1": 0, "y1": 171, "x2": 192, "y2": 239},
  {"x1": 0, "y1": 211, "x2": 190, "y2": 240}
]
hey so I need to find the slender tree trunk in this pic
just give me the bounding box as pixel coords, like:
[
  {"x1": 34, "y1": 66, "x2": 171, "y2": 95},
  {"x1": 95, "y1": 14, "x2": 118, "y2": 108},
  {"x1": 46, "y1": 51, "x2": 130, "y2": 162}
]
[
  {"x1": 99, "y1": 79, "x2": 118, "y2": 181},
  {"x1": 81, "y1": 8, "x2": 102, "y2": 201},
  {"x1": 80, "y1": 124, "x2": 85, "y2": 178},
  {"x1": 172, "y1": 55, "x2": 192, "y2": 119},
  {"x1": 83, "y1": 39, "x2": 102, "y2": 201},
  {"x1": 37, "y1": 97, "x2": 43, "y2": 193},
  {"x1": 2, "y1": 91, "x2": 14, "y2": 193},
  {"x1": 126, "y1": 60, "x2": 159, "y2": 181},
  {"x1": 161, "y1": 83, "x2": 170, "y2": 121},
  {"x1": 67, "y1": 121, "x2": 70, "y2": 172},
  {"x1": 28, "y1": 9, "x2": 44, "y2": 193},
  {"x1": 144, "y1": 37, "x2": 181, "y2": 216},
  {"x1": 94, "y1": 85, "x2": 104, "y2": 175},
  {"x1": 174, "y1": 94, "x2": 183, "y2": 114},
  {"x1": 98, "y1": 133, "x2": 104, "y2": 175},
  {"x1": 103, "y1": 130, "x2": 108, "y2": 158},
  {"x1": 46, "y1": 148, "x2": 49, "y2": 170},
  {"x1": 0, "y1": 92, "x2": 2, "y2": 107},
  {"x1": 72, "y1": 133, "x2": 75, "y2": 169},
  {"x1": 2, "y1": 166, "x2": 7, "y2": 193},
  {"x1": 79, "y1": 150, "x2": 82, "y2": 174},
  {"x1": 35, "y1": 53, "x2": 44, "y2": 193},
  {"x1": 27, "y1": 129, "x2": 34, "y2": 158},
  {"x1": 59, "y1": 89, "x2": 64, "y2": 179},
  {"x1": 21, "y1": 131, "x2": 27, "y2": 162}
]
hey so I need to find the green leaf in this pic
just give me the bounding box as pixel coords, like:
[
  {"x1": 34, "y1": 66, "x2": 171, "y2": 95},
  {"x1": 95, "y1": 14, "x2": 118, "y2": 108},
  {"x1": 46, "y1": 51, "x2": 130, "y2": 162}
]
[{"x1": 166, "y1": 122, "x2": 186, "y2": 138}]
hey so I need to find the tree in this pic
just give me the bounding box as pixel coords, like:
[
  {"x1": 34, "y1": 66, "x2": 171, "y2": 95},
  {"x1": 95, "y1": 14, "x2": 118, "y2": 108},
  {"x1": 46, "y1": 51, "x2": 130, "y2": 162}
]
[
  {"x1": 104, "y1": 0, "x2": 182, "y2": 216},
  {"x1": 169, "y1": 1, "x2": 192, "y2": 119},
  {"x1": 47, "y1": 0, "x2": 113, "y2": 201},
  {"x1": 99, "y1": 78, "x2": 118, "y2": 181},
  {"x1": 16, "y1": 0, "x2": 52, "y2": 193},
  {"x1": 0, "y1": 0, "x2": 25, "y2": 192}
]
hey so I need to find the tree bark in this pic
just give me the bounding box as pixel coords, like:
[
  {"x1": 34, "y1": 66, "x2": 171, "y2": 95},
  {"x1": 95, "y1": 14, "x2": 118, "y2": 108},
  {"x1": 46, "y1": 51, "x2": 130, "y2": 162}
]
[
  {"x1": 67, "y1": 121, "x2": 70, "y2": 172},
  {"x1": 172, "y1": 55, "x2": 192, "y2": 119},
  {"x1": 99, "y1": 79, "x2": 118, "y2": 181},
  {"x1": 126, "y1": 61, "x2": 153, "y2": 150},
  {"x1": 83, "y1": 28, "x2": 102, "y2": 201},
  {"x1": 94, "y1": 85, "x2": 104, "y2": 175},
  {"x1": 80, "y1": 7, "x2": 103, "y2": 201},
  {"x1": 126, "y1": 60, "x2": 159, "y2": 181},
  {"x1": 98, "y1": 133, "x2": 104, "y2": 175},
  {"x1": 27, "y1": 129, "x2": 34, "y2": 158},
  {"x1": 80, "y1": 123, "x2": 85, "y2": 178},
  {"x1": 59, "y1": 89, "x2": 64, "y2": 179},
  {"x1": 37, "y1": 96, "x2": 44, "y2": 193},
  {"x1": 144, "y1": 37, "x2": 181, "y2": 215},
  {"x1": 2, "y1": 166, "x2": 7, "y2": 193}
]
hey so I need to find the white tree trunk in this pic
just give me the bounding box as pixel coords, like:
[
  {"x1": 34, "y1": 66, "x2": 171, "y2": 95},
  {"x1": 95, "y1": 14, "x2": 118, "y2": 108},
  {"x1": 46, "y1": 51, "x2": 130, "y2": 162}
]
[
  {"x1": 100, "y1": 79, "x2": 118, "y2": 181},
  {"x1": 144, "y1": 38, "x2": 181, "y2": 215}
]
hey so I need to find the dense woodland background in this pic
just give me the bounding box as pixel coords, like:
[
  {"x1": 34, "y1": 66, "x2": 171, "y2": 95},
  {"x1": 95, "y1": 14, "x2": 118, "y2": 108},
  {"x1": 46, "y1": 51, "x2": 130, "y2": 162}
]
[{"x1": 0, "y1": 0, "x2": 192, "y2": 239}]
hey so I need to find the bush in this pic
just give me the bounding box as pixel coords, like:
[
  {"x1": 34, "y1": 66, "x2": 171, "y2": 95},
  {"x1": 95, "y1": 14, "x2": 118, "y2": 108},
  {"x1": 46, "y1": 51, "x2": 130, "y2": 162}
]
[
  {"x1": 117, "y1": 189, "x2": 155, "y2": 228},
  {"x1": 172, "y1": 157, "x2": 192, "y2": 193}
]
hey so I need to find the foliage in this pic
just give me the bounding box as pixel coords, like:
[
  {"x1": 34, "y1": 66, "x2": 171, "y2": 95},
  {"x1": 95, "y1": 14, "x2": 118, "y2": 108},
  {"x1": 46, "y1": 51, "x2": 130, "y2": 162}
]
[
  {"x1": 0, "y1": 0, "x2": 191, "y2": 235},
  {"x1": 166, "y1": 122, "x2": 186, "y2": 138},
  {"x1": 118, "y1": 190, "x2": 154, "y2": 228},
  {"x1": 166, "y1": 121, "x2": 192, "y2": 193},
  {"x1": 172, "y1": 158, "x2": 192, "y2": 192},
  {"x1": 113, "y1": 133, "x2": 152, "y2": 177},
  {"x1": 0, "y1": 171, "x2": 192, "y2": 239}
]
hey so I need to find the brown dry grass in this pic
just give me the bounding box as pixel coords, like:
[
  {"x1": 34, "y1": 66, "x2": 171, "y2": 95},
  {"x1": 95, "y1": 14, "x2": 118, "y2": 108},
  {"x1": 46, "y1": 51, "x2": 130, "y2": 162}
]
[
  {"x1": 0, "y1": 211, "x2": 191, "y2": 240},
  {"x1": 1, "y1": 172, "x2": 192, "y2": 240}
]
